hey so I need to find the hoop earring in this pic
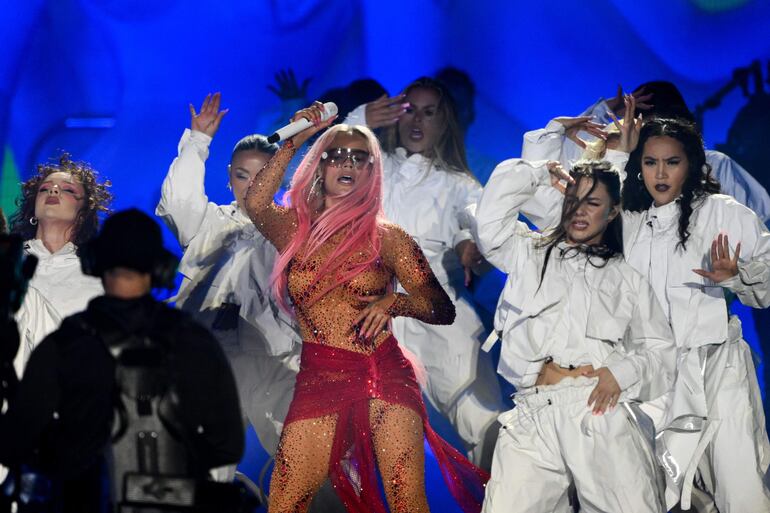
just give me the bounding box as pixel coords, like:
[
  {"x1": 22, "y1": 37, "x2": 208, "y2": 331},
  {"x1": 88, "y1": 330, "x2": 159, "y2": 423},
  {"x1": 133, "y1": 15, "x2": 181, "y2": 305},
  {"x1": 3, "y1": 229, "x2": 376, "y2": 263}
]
[
  {"x1": 29, "y1": 216, "x2": 38, "y2": 226},
  {"x1": 637, "y1": 172, "x2": 642, "y2": 181},
  {"x1": 307, "y1": 174, "x2": 323, "y2": 202}
]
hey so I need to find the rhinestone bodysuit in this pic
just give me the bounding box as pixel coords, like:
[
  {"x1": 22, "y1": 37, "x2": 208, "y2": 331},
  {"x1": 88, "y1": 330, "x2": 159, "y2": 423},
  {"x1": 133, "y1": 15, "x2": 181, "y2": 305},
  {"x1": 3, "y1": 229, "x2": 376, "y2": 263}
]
[{"x1": 245, "y1": 144, "x2": 486, "y2": 513}]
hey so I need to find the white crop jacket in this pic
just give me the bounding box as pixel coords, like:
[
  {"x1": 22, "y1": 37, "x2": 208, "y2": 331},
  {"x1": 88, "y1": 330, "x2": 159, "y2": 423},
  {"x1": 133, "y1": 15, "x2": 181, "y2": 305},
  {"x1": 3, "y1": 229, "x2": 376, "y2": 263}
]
[
  {"x1": 155, "y1": 129, "x2": 296, "y2": 356},
  {"x1": 473, "y1": 158, "x2": 677, "y2": 402}
]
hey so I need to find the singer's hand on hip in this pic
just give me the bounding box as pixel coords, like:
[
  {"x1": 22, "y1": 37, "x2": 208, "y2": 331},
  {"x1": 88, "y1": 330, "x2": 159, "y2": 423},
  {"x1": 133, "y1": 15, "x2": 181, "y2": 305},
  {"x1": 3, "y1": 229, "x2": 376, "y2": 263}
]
[
  {"x1": 353, "y1": 293, "x2": 396, "y2": 340},
  {"x1": 364, "y1": 94, "x2": 408, "y2": 128},
  {"x1": 189, "y1": 92, "x2": 229, "y2": 138},
  {"x1": 289, "y1": 101, "x2": 337, "y2": 147}
]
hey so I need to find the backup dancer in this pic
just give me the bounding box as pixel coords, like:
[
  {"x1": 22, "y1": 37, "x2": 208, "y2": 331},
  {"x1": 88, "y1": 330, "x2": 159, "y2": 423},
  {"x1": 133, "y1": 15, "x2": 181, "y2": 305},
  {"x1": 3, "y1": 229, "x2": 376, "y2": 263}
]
[
  {"x1": 156, "y1": 92, "x2": 300, "y2": 457},
  {"x1": 521, "y1": 81, "x2": 770, "y2": 222},
  {"x1": 474, "y1": 153, "x2": 676, "y2": 512},
  {"x1": 531, "y1": 95, "x2": 770, "y2": 510},
  {"x1": 618, "y1": 110, "x2": 770, "y2": 511},
  {"x1": 10, "y1": 154, "x2": 112, "y2": 376}
]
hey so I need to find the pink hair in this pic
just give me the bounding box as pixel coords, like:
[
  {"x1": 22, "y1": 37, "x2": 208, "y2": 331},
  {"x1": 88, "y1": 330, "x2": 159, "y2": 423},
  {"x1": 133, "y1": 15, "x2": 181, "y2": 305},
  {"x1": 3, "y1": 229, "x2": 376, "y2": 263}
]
[{"x1": 271, "y1": 124, "x2": 386, "y2": 312}]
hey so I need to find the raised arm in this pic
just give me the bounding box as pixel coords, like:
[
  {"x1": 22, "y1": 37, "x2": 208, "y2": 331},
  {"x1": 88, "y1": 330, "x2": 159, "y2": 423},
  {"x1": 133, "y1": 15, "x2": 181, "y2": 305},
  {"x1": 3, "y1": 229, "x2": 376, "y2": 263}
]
[
  {"x1": 522, "y1": 116, "x2": 607, "y2": 164},
  {"x1": 244, "y1": 101, "x2": 335, "y2": 251},
  {"x1": 243, "y1": 143, "x2": 299, "y2": 251},
  {"x1": 473, "y1": 158, "x2": 568, "y2": 273},
  {"x1": 344, "y1": 94, "x2": 407, "y2": 129},
  {"x1": 556, "y1": 87, "x2": 650, "y2": 165},
  {"x1": 156, "y1": 93, "x2": 228, "y2": 247}
]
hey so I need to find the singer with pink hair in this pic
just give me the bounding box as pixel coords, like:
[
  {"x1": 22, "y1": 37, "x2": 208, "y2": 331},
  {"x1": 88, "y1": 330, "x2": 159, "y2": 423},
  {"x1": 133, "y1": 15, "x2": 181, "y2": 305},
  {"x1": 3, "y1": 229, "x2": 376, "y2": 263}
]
[{"x1": 245, "y1": 102, "x2": 488, "y2": 513}]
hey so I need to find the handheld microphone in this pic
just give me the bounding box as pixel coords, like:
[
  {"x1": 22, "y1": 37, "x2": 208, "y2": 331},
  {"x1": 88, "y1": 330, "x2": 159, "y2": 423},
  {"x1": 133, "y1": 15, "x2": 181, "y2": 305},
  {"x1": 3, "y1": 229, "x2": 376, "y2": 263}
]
[{"x1": 267, "y1": 102, "x2": 338, "y2": 144}]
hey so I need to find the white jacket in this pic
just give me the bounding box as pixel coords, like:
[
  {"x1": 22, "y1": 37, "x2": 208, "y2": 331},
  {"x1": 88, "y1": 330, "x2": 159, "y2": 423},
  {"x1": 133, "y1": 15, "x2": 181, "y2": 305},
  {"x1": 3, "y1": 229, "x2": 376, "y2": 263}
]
[
  {"x1": 14, "y1": 288, "x2": 61, "y2": 377},
  {"x1": 522, "y1": 102, "x2": 770, "y2": 222},
  {"x1": 24, "y1": 239, "x2": 103, "y2": 318},
  {"x1": 13, "y1": 239, "x2": 102, "y2": 375},
  {"x1": 599, "y1": 151, "x2": 770, "y2": 349},
  {"x1": 474, "y1": 159, "x2": 677, "y2": 402},
  {"x1": 155, "y1": 129, "x2": 297, "y2": 356},
  {"x1": 380, "y1": 147, "x2": 480, "y2": 288}
]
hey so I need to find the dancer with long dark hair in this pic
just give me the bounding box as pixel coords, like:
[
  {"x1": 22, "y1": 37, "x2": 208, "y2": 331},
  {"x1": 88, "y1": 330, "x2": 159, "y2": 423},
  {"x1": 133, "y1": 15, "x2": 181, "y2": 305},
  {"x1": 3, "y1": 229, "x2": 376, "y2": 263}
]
[
  {"x1": 619, "y1": 112, "x2": 770, "y2": 511},
  {"x1": 474, "y1": 153, "x2": 676, "y2": 512}
]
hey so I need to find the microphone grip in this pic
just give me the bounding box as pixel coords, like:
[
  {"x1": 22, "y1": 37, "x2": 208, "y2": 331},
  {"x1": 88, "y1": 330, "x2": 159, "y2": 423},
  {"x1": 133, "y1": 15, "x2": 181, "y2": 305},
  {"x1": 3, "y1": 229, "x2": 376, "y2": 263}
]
[
  {"x1": 267, "y1": 102, "x2": 339, "y2": 144},
  {"x1": 267, "y1": 118, "x2": 312, "y2": 144}
]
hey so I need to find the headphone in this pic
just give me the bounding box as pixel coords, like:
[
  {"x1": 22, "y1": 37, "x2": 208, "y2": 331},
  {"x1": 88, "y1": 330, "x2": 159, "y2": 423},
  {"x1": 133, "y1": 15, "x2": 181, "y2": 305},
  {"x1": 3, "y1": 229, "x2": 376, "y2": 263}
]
[{"x1": 80, "y1": 239, "x2": 179, "y2": 290}]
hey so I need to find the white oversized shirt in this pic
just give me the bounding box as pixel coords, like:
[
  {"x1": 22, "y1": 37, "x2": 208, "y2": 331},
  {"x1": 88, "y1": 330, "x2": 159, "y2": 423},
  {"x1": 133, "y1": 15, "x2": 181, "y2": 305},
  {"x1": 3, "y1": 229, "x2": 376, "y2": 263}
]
[
  {"x1": 606, "y1": 151, "x2": 770, "y2": 349},
  {"x1": 528, "y1": 148, "x2": 770, "y2": 348},
  {"x1": 14, "y1": 288, "x2": 61, "y2": 377},
  {"x1": 24, "y1": 239, "x2": 103, "y2": 318}
]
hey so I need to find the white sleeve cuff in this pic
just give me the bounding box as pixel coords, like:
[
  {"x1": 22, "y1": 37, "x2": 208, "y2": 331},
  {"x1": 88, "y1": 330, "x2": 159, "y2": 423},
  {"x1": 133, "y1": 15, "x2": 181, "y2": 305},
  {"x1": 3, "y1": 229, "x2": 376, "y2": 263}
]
[
  {"x1": 179, "y1": 129, "x2": 212, "y2": 159},
  {"x1": 719, "y1": 274, "x2": 743, "y2": 292},
  {"x1": 544, "y1": 119, "x2": 566, "y2": 134},
  {"x1": 452, "y1": 229, "x2": 474, "y2": 249},
  {"x1": 721, "y1": 261, "x2": 770, "y2": 290},
  {"x1": 188, "y1": 129, "x2": 213, "y2": 145},
  {"x1": 604, "y1": 149, "x2": 629, "y2": 177},
  {"x1": 345, "y1": 104, "x2": 368, "y2": 127},
  {"x1": 607, "y1": 358, "x2": 639, "y2": 391},
  {"x1": 533, "y1": 163, "x2": 553, "y2": 186}
]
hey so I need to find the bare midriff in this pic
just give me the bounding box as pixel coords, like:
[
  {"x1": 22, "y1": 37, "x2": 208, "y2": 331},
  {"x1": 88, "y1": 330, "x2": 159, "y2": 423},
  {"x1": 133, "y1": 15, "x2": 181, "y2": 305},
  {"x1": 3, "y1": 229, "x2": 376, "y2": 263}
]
[{"x1": 535, "y1": 361, "x2": 595, "y2": 386}]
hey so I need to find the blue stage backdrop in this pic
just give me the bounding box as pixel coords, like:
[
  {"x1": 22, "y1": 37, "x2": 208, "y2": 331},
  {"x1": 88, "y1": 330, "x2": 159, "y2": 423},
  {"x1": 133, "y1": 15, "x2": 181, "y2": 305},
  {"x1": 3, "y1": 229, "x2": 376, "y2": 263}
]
[{"x1": 1, "y1": 1, "x2": 769, "y2": 509}]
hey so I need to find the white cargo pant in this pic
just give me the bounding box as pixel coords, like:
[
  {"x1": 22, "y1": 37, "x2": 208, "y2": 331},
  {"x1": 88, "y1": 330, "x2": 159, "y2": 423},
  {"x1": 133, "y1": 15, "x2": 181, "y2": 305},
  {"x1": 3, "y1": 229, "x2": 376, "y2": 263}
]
[
  {"x1": 692, "y1": 336, "x2": 770, "y2": 512},
  {"x1": 482, "y1": 377, "x2": 663, "y2": 513},
  {"x1": 648, "y1": 319, "x2": 770, "y2": 512},
  {"x1": 227, "y1": 346, "x2": 301, "y2": 456}
]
